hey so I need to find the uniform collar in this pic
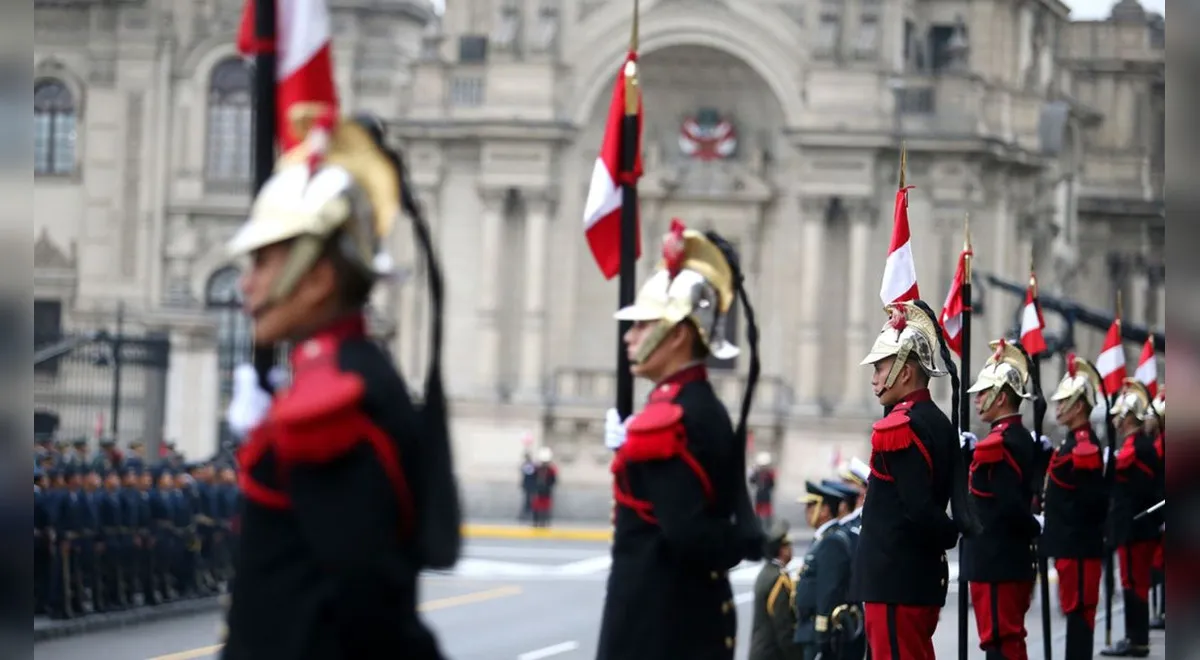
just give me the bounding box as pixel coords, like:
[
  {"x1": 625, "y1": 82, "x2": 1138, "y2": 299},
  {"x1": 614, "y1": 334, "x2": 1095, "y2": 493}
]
[
  {"x1": 886, "y1": 388, "x2": 932, "y2": 414},
  {"x1": 990, "y1": 413, "x2": 1023, "y2": 427},
  {"x1": 815, "y1": 517, "x2": 839, "y2": 539},
  {"x1": 839, "y1": 507, "x2": 862, "y2": 524},
  {"x1": 656, "y1": 362, "x2": 708, "y2": 390},
  {"x1": 290, "y1": 312, "x2": 367, "y2": 372}
]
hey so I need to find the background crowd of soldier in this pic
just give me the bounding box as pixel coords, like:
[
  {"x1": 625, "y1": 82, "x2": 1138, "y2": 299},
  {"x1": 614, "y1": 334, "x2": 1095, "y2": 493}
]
[{"x1": 33, "y1": 436, "x2": 241, "y2": 620}]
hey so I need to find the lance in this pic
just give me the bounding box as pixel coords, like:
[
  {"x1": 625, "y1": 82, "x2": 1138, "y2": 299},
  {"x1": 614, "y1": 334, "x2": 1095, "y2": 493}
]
[
  {"x1": 614, "y1": 0, "x2": 642, "y2": 421},
  {"x1": 1026, "y1": 266, "x2": 1054, "y2": 660},
  {"x1": 1134, "y1": 499, "x2": 1165, "y2": 521},
  {"x1": 251, "y1": 0, "x2": 279, "y2": 393},
  {"x1": 957, "y1": 212, "x2": 972, "y2": 660},
  {"x1": 1102, "y1": 291, "x2": 1122, "y2": 647}
]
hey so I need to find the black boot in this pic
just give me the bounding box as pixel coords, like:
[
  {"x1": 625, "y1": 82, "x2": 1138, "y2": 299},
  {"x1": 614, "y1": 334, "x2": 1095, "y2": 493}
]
[
  {"x1": 1130, "y1": 593, "x2": 1151, "y2": 647},
  {"x1": 1063, "y1": 612, "x2": 1093, "y2": 660}
]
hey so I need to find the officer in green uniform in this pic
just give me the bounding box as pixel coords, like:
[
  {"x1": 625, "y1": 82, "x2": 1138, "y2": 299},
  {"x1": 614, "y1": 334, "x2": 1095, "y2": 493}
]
[
  {"x1": 750, "y1": 520, "x2": 802, "y2": 660},
  {"x1": 793, "y1": 482, "x2": 861, "y2": 660}
]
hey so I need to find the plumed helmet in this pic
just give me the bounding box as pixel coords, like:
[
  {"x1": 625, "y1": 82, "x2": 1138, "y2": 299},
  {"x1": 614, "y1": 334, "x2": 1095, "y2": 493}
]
[
  {"x1": 966, "y1": 338, "x2": 1033, "y2": 408},
  {"x1": 1049, "y1": 353, "x2": 1103, "y2": 410},
  {"x1": 1112, "y1": 378, "x2": 1152, "y2": 422},
  {"x1": 1150, "y1": 386, "x2": 1165, "y2": 421},
  {"x1": 614, "y1": 218, "x2": 738, "y2": 363},
  {"x1": 755, "y1": 451, "x2": 772, "y2": 467},
  {"x1": 839, "y1": 456, "x2": 871, "y2": 487},
  {"x1": 226, "y1": 104, "x2": 400, "y2": 305},
  {"x1": 859, "y1": 301, "x2": 947, "y2": 388}
]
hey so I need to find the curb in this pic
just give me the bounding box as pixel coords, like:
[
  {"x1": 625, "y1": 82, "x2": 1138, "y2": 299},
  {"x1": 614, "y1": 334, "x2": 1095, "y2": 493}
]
[
  {"x1": 33, "y1": 596, "x2": 222, "y2": 642},
  {"x1": 462, "y1": 523, "x2": 612, "y2": 542}
]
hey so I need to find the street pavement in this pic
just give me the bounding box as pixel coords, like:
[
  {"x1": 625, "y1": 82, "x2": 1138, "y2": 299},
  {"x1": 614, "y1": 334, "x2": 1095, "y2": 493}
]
[{"x1": 33, "y1": 536, "x2": 1166, "y2": 660}]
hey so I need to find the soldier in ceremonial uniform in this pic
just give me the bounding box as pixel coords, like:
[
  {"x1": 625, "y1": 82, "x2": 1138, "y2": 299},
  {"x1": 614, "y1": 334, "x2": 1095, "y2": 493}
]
[
  {"x1": 794, "y1": 481, "x2": 861, "y2": 660},
  {"x1": 530, "y1": 447, "x2": 558, "y2": 528},
  {"x1": 751, "y1": 452, "x2": 778, "y2": 529},
  {"x1": 1043, "y1": 354, "x2": 1109, "y2": 660},
  {"x1": 1100, "y1": 379, "x2": 1163, "y2": 657},
  {"x1": 220, "y1": 108, "x2": 459, "y2": 660},
  {"x1": 750, "y1": 520, "x2": 801, "y2": 660},
  {"x1": 852, "y1": 300, "x2": 979, "y2": 660},
  {"x1": 1144, "y1": 389, "x2": 1165, "y2": 630},
  {"x1": 961, "y1": 339, "x2": 1043, "y2": 659},
  {"x1": 598, "y1": 219, "x2": 765, "y2": 660}
]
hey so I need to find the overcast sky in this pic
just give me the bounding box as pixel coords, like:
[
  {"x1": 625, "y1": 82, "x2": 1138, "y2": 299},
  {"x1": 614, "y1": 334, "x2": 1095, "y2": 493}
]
[{"x1": 428, "y1": 0, "x2": 1164, "y2": 21}]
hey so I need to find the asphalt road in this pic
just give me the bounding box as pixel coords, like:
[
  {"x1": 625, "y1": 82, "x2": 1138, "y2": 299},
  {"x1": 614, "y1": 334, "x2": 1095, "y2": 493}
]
[{"x1": 33, "y1": 538, "x2": 1160, "y2": 660}]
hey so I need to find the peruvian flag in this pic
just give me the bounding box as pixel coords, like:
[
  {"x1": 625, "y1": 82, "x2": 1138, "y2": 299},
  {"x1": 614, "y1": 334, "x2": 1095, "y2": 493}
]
[
  {"x1": 1020, "y1": 273, "x2": 1048, "y2": 356},
  {"x1": 939, "y1": 247, "x2": 971, "y2": 356},
  {"x1": 1096, "y1": 319, "x2": 1127, "y2": 396},
  {"x1": 1135, "y1": 336, "x2": 1158, "y2": 398},
  {"x1": 880, "y1": 185, "x2": 920, "y2": 305},
  {"x1": 237, "y1": 0, "x2": 339, "y2": 151},
  {"x1": 582, "y1": 51, "x2": 644, "y2": 280}
]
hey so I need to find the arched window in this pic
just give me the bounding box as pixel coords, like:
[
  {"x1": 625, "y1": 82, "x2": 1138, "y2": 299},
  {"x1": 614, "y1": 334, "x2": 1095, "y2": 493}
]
[
  {"x1": 205, "y1": 266, "x2": 252, "y2": 409},
  {"x1": 34, "y1": 79, "x2": 77, "y2": 175},
  {"x1": 205, "y1": 58, "x2": 253, "y2": 182}
]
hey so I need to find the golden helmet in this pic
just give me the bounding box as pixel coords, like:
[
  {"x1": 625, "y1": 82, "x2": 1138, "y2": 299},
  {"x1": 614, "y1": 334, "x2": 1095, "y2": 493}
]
[
  {"x1": 1049, "y1": 353, "x2": 1103, "y2": 410},
  {"x1": 614, "y1": 218, "x2": 737, "y2": 363},
  {"x1": 859, "y1": 301, "x2": 948, "y2": 388},
  {"x1": 1150, "y1": 387, "x2": 1165, "y2": 421},
  {"x1": 966, "y1": 339, "x2": 1033, "y2": 409},
  {"x1": 226, "y1": 104, "x2": 400, "y2": 304},
  {"x1": 1112, "y1": 378, "x2": 1152, "y2": 422}
]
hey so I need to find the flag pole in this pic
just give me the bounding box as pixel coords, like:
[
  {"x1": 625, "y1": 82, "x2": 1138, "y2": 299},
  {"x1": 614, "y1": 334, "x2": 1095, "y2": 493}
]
[
  {"x1": 1103, "y1": 289, "x2": 1122, "y2": 646},
  {"x1": 251, "y1": 0, "x2": 279, "y2": 393},
  {"x1": 1029, "y1": 260, "x2": 1054, "y2": 660},
  {"x1": 615, "y1": 0, "x2": 641, "y2": 420},
  {"x1": 957, "y1": 212, "x2": 972, "y2": 660}
]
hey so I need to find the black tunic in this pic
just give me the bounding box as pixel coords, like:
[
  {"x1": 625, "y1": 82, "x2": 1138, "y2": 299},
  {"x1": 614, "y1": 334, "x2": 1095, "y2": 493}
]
[
  {"x1": 1040, "y1": 426, "x2": 1108, "y2": 559},
  {"x1": 962, "y1": 415, "x2": 1040, "y2": 583},
  {"x1": 597, "y1": 363, "x2": 744, "y2": 660},
  {"x1": 850, "y1": 388, "x2": 959, "y2": 607},
  {"x1": 1110, "y1": 431, "x2": 1164, "y2": 546},
  {"x1": 223, "y1": 317, "x2": 444, "y2": 660}
]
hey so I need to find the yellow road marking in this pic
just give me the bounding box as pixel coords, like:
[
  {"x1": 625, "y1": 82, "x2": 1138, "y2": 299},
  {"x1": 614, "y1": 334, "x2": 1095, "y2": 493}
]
[{"x1": 145, "y1": 585, "x2": 522, "y2": 660}]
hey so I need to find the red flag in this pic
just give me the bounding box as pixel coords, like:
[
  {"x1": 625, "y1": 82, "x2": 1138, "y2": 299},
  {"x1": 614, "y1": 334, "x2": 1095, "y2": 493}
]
[
  {"x1": 1135, "y1": 336, "x2": 1157, "y2": 398},
  {"x1": 582, "y1": 51, "x2": 644, "y2": 280},
  {"x1": 880, "y1": 186, "x2": 919, "y2": 304},
  {"x1": 237, "y1": 0, "x2": 339, "y2": 151},
  {"x1": 1020, "y1": 273, "x2": 1048, "y2": 356},
  {"x1": 1096, "y1": 320, "x2": 1126, "y2": 395},
  {"x1": 939, "y1": 248, "x2": 971, "y2": 356}
]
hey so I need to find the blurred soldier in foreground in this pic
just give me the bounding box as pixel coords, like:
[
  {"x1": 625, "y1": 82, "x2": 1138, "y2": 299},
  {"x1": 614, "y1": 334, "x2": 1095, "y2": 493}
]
[
  {"x1": 750, "y1": 520, "x2": 801, "y2": 660},
  {"x1": 1100, "y1": 379, "x2": 1164, "y2": 657},
  {"x1": 219, "y1": 108, "x2": 460, "y2": 660},
  {"x1": 836, "y1": 457, "x2": 870, "y2": 535},
  {"x1": 1144, "y1": 388, "x2": 1165, "y2": 631},
  {"x1": 794, "y1": 482, "x2": 861, "y2": 660},
  {"x1": 961, "y1": 340, "x2": 1042, "y2": 659},
  {"x1": 598, "y1": 219, "x2": 765, "y2": 660},
  {"x1": 750, "y1": 451, "x2": 777, "y2": 529},
  {"x1": 852, "y1": 300, "x2": 979, "y2": 660}
]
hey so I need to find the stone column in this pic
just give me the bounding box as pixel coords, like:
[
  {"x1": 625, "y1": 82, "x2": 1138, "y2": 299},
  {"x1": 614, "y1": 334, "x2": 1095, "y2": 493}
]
[
  {"x1": 1128, "y1": 260, "x2": 1149, "y2": 326},
  {"x1": 476, "y1": 188, "x2": 506, "y2": 395},
  {"x1": 794, "y1": 196, "x2": 829, "y2": 411},
  {"x1": 1154, "y1": 268, "x2": 1166, "y2": 329},
  {"x1": 840, "y1": 200, "x2": 876, "y2": 413},
  {"x1": 518, "y1": 191, "x2": 553, "y2": 400}
]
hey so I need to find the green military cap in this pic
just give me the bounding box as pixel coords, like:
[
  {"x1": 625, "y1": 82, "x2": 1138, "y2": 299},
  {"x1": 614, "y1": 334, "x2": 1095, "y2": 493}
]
[{"x1": 764, "y1": 519, "x2": 791, "y2": 556}]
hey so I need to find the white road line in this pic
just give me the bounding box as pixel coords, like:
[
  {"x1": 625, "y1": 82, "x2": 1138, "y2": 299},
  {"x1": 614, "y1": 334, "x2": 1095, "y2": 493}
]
[
  {"x1": 556, "y1": 555, "x2": 612, "y2": 575},
  {"x1": 518, "y1": 640, "x2": 580, "y2": 660}
]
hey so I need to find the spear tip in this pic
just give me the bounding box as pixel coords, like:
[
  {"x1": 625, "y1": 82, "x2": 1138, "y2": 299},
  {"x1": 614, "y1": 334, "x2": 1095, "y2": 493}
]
[
  {"x1": 898, "y1": 142, "x2": 907, "y2": 189},
  {"x1": 630, "y1": 0, "x2": 640, "y2": 52}
]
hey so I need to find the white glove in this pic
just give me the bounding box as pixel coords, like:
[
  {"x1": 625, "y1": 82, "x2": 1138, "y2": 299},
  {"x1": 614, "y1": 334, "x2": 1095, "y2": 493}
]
[
  {"x1": 1102, "y1": 446, "x2": 1111, "y2": 464},
  {"x1": 226, "y1": 364, "x2": 286, "y2": 438},
  {"x1": 1031, "y1": 432, "x2": 1052, "y2": 451},
  {"x1": 604, "y1": 408, "x2": 628, "y2": 451},
  {"x1": 959, "y1": 432, "x2": 978, "y2": 450},
  {"x1": 1033, "y1": 514, "x2": 1045, "y2": 531}
]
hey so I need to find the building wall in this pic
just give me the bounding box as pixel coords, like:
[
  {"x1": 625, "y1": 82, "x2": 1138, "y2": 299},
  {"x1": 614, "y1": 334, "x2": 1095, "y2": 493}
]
[{"x1": 34, "y1": 0, "x2": 1165, "y2": 516}]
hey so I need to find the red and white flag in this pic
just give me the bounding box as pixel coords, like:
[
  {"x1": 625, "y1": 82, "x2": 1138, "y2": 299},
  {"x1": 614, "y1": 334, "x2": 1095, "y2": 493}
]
[
  {"x1": 939, "y1": 247, "x2": 971, "y2": 356},
  {"x1": 238, "y1": 0, "x2": 339, "y2": 152},
  {"x1": 1096, "y1": 319, "x2": 1127, "y2": 395},
  {"x1": 1020, "y1": 273, "x2": 1048, "y2": 356},
  {"x1": 582, "y1": 51, "x2": 644, "y2": 280},
  {"x1": 1135, "y1": 336, "x2": 1158, "y2": 398},
  {"x1": 880, "y1": 185, "x2": 919, "y2": 305}
]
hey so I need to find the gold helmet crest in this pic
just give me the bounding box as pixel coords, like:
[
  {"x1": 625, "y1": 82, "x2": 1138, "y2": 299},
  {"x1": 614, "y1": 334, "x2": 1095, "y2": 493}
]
[
  {"x1": 613, "y1": 218, "x2": 738, "y2": 363},
  {"x1": 966, "y1": 339, "x2": 1033, "y2": 410},
  {"x1": 1112, "y1": 378, "x2": 1152, "y2": 422},
  {"x1": 1049, "y1": 353, "x2": 1103, "y2": 410},
  {"x1": 859, "y1": 301, "x2": 948, "y2": 388}
]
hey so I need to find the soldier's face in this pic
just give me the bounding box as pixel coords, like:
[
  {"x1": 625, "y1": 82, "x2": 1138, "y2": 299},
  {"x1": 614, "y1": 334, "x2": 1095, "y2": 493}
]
[
  {"x1": 624, "y1": 321, "x2": 690, "y2": 381},
  {"x1": 139, "y1": 474, "x2": 152, "y2": 490},
  {"x1": 105, "y1": 474, "x2": 120, "y2": 490},
  {"x1": 778, "y1": 540, "x2": 793, "y2": 564},
  {"x1": 241, "y1": 241, "x2": 340, "y2": 345},
  {"x1": 870, "y1": 357, "x2": 905, "y2": 405}
]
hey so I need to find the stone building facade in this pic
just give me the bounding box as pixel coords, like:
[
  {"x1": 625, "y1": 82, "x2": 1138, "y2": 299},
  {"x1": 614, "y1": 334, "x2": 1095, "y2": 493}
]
[{"x1": 33, "y1": 0, "x2": 1164, "y2": 515}]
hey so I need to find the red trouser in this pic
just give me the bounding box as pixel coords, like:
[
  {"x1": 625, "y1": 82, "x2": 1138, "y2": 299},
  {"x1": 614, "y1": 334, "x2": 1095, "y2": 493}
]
[
  {"x1": 1118, "y1": 540, "x2": 1157, "y2": 601},
  {"x1": 864, "y1": 603, "x2": 940, "y2": 660},
  {"x1": 969, "y1": 581, "x2": 1034, "y2": 659},
  {"x1": 1055, "y1": 558, "x2": 1103, "y2": 626}
]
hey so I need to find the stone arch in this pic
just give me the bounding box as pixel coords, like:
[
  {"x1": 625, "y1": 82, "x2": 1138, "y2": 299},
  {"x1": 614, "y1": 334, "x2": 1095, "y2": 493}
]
[
  {"x1": 178, "y1": 37, "x2": 242, "y2": 81},
  {"x1": 190, "y1": 236, "x2": 244, "y2": 303},
  {"x1": 569, "y1": 7, "x2": 804, "y2": 127},
  {"x1": 34, "y1": 57, "x2": 87, "y2": 114}
]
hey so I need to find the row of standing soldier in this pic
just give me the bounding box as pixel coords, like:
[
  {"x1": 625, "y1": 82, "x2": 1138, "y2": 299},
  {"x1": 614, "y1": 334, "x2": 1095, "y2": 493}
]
[
  {"x1": 743, "y1": 303, "x2": 1165, "y2": 660},
  {"x1": 34, "y1": 461, "x2": 240, "y2": 619}
]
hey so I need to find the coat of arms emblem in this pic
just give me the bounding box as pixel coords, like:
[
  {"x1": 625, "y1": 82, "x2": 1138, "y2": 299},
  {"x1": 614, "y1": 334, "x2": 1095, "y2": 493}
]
[{"x1": 678, "y1": 108, "x2": 737, "y2": 161}]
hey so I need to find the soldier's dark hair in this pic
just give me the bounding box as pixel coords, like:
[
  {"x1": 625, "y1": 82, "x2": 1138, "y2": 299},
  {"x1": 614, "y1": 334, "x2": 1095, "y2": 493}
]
[
  {"x1": 911, "y1": 299, "x2": 982, "y2": 538},
  {"x1": 320, "y1": 234, "x2": 374, "y2": 308}
]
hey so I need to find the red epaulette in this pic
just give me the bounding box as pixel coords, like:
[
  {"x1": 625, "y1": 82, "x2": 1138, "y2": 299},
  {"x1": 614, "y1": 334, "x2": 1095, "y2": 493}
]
[
  {"x1": 972, "y1": 422, "x2": 1009, "y2": 465},
  {"x1": 1071, "y1": 428, "x2": 1102, "y2": 471},
  {"x1": 870, "y1": 403, "x2": 918, "y2": 453},
  {"x1": 611, "y1": 399, "x2": 714, "y2": 524}
]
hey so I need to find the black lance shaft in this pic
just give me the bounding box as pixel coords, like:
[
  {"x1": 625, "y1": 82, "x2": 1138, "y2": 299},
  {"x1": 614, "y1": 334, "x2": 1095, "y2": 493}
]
[
  {"x1": 1031, "y1": 355, "x2": 1053, "y2": 660},
  {"x1": 251, "y1": 0, "x2": 279, "y2": 392},
  {"x1": 614, "y1": 60, "x2": 640, "y2": 421},
  {"x1": 957, "y1": 256, "x2": 972, "y2": 660}
]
